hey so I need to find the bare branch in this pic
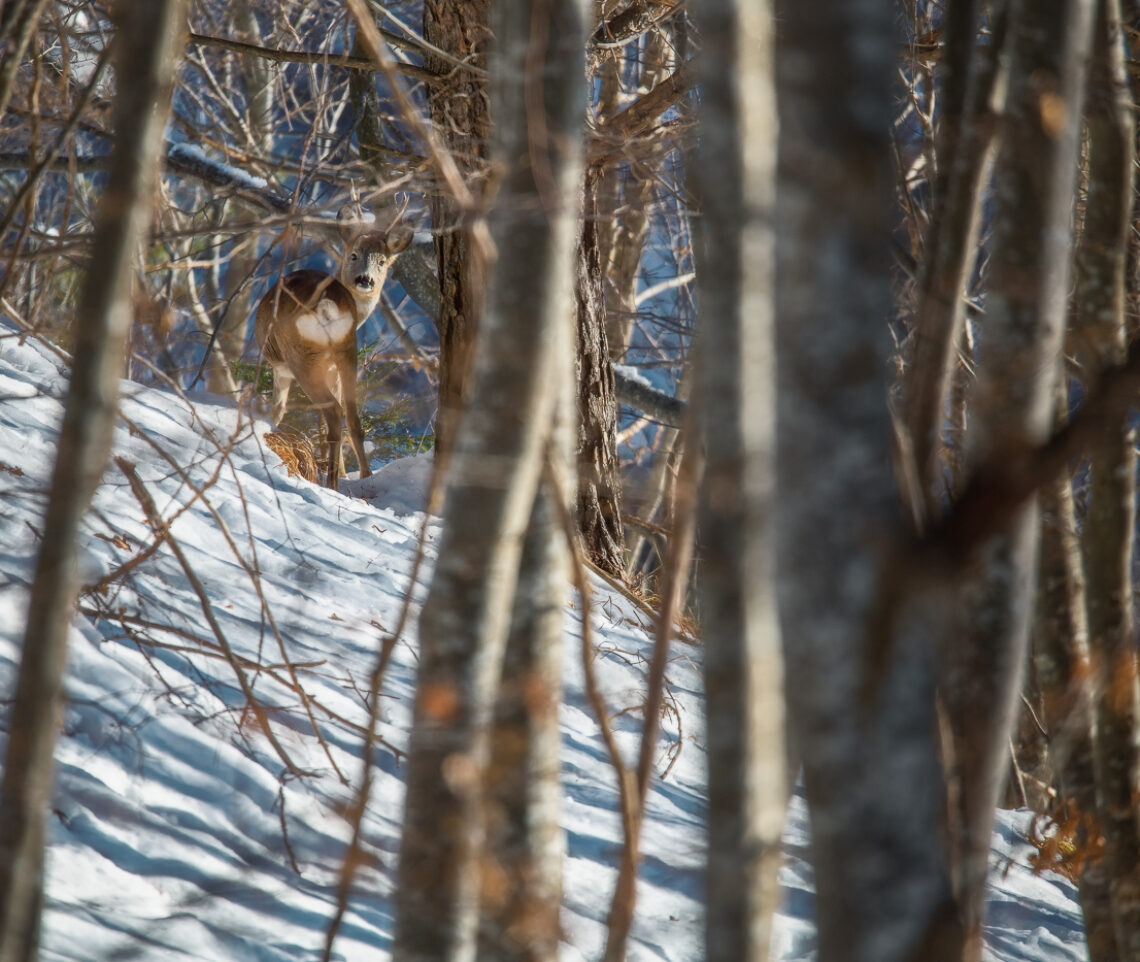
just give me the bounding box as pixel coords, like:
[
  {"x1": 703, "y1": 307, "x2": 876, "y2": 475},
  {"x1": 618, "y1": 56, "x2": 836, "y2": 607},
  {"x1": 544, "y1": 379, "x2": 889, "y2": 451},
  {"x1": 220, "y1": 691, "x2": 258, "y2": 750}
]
[
  {"x1": 186, "y1": 31, "x2": 437, "y2": 83},
  {"x1": 116, "y1": 458, "x2": 313, "y2": 781},
  {"x1": 592, "y1": 0, "x2": 685, "y2": 49}
]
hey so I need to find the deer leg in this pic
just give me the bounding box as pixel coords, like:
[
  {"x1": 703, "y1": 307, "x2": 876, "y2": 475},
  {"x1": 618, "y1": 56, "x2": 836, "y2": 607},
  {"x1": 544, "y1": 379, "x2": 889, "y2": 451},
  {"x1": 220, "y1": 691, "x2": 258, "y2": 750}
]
[
  {"x1": 269, "y1": 363, "x2": 294, "y2": 424},
  {"x1": 320, "y1": 402, "x2": 345, "y2": 489},
  {"x1": 336, "y1": 350, "x2": 371, "y2": 479},
  {"x1": 292, "y1": 359, "x2": 345, "y2": 489}
]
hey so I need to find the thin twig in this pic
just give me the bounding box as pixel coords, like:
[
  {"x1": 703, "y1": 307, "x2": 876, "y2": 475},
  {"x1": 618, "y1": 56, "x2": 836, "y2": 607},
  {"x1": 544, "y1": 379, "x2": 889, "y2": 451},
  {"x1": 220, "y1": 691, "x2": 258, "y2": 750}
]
[
  {"x1": 322, "y1": 444, "x2": 449, "y2": 962},
  {"x1": 345, "y1": 0, "x2": 491, "y2": 271},
  {"x1": 118, "y1": 408, "x2": 348, "y2": 785},
  {"x1": 115, "y1": 457, "x2": 312, "y2": 779},
  {"x1": 545, "y1": 449, "x2": 641, "y2": 962},
  {"x1": 186, "y1": 31, "x2": 436, "y2": 82},
  {"x1": 601, "y1": 431, "x2": 701, "y2": 962}
]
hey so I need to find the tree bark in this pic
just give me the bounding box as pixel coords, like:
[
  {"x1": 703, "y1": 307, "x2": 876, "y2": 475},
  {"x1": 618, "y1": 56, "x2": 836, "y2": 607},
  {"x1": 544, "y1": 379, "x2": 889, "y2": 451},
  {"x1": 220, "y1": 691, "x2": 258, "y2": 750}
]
[
  {"x1": 0, "y1": 3, "x2": 189, "y2": 960},
  {"x1": 695, "y1": 1, "x2": 783, "y2": 960},
  {"x1": 774, "y1": 2, "x2": 962, "y2": 960},
  {"x1": 1076, "y1": 3, "x2": 1140, "y2": 951},
  {"x1": 392, "y1": 0, "x2": 585, "y2": 958},
  {"x1": 1034, "y1": 379, "x2": 1118, "y2": 962},
  {"x1": 477, "y1": 462, "x2": 571, "y2": 962},
  {"x1": 902, "y1": 0, "x2": 1003, "y2": 509},
  {"x1": 423, "y1": 0, "x2": 491, "y2": 458},
  {"x1": 944, "y1": 0, "x2": 1096, "y2": 955},
  {"x1": 575, "y1": 169, "x2": 626, "y2": 577}
]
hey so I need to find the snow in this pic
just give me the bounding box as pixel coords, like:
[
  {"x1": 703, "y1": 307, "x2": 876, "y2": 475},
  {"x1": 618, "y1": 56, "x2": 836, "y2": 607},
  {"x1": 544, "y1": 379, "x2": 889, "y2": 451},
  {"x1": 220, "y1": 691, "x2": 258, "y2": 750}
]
[
  {"x1": 0, "y1": 321, "x2": 1089, "y2": 961},
  {"x1": 167, "y1": 143, "x2": 271, "y2": 192}
]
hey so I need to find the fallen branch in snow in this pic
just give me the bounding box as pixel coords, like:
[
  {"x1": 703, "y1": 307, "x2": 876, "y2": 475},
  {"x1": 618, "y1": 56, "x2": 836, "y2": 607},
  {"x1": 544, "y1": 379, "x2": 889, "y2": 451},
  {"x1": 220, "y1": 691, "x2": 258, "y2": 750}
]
[
  {"x1": 80, "y1": 602, "x2": 406, "y2": 758},
  {"x1": 83, "y1": 415, "x2": 242, "y2": 596}
]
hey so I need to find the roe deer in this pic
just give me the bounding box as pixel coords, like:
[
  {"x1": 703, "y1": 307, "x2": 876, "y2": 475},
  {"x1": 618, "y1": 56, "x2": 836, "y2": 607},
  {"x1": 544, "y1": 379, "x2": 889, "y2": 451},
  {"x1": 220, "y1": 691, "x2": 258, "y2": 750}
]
[{"x1": 255, "y1": 208, "x2": 412, "y2": 489}]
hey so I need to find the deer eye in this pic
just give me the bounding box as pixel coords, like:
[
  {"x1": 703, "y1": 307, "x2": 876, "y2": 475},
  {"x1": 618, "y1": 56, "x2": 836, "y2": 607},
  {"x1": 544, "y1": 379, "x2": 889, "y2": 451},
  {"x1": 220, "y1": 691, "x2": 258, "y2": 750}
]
[{"x1": 349, "y1": 252, "x2": 359, "y2": 262}]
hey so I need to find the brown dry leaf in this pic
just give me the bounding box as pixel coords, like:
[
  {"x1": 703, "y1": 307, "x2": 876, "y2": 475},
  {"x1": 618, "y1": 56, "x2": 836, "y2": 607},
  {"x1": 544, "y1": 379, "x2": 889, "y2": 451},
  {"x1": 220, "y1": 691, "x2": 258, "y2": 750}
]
[
  {"x1": 265, "y1": 430, "x2": 318, "y2": 482},
  {"x1": 94, "y1": 531, "x2": 132, "y2": 551},
  {"x1": 1027, "y1": 803, "x2": 1104, "y2": 883}
]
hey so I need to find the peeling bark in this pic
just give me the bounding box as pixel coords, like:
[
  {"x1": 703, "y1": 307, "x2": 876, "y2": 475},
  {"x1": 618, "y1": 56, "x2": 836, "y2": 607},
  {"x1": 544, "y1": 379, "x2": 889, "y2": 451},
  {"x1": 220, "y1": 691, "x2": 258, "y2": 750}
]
[{"x1": 575, "y1": 167, "x2": 626, "y2": 577}]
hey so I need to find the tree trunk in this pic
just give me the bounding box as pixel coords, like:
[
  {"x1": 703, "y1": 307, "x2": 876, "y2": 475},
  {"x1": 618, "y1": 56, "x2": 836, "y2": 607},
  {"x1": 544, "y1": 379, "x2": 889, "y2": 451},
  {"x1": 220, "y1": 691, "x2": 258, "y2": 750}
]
[
  {"x1": 392, "y1": 0, "x2": 585, "y2": 958},
  {"x1": 575, "y1": 168, "x2": 626, "y2": 577},
  {"x1": 423, "y1": 0, "x2": 491, "y2": 458},
  {"x1": 1077, "y1": 5, "x2": 1140, "y2": 951},
  {"x1": 902, "y1": 0, "x2": 1003, "y2": 508},
  {"x1": 477, "y1": 466, "x2": 571, "y2": 962},
  {"x1": 0, "y1": 4, "x2": 189, "y2": 960},
  {"x1": 774, "y1": 2, "x2": 962, "y2": 960},
  {"x1": 209, "y1": 3, "x2": 274, "y2": 398},
  {"x1": 944, "y1": 0, "x2": 1096, "y2": 955},
  {"x1": 694, "y1": 1, "x2": 783, "y2": 960},
  {"x1": 1034, "y1": 378, "x2": 1118, "y2": 962}
]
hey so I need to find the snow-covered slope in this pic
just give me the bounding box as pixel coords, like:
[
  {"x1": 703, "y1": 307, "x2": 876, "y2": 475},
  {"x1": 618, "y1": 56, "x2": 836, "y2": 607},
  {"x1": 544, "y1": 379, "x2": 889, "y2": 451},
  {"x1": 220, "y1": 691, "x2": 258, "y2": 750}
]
[{"x1": 0, "y1": 323, "x2": 1087, "y2": 961}]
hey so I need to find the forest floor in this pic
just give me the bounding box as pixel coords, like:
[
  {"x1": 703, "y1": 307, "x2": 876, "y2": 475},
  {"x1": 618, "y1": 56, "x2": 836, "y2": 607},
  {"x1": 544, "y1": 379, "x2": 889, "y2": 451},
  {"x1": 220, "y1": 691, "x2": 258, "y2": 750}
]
[{"x1": 0, "y1": 322, "x2": 1086, "y2": 961}]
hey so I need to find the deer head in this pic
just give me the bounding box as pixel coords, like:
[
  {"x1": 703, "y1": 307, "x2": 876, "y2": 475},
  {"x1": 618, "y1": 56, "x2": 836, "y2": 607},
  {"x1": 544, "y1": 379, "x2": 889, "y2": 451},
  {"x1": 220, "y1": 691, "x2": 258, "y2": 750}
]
[{"x1": 254, "y1": 205, "x2": 413, "y2": 489}]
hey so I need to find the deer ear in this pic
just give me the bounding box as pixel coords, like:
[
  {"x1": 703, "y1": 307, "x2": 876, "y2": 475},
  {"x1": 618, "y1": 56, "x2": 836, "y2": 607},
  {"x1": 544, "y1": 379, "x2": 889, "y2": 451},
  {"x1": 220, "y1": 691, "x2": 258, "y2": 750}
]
[{"x1": 385, "y1": 225, "x2": 414, "y2": 255}]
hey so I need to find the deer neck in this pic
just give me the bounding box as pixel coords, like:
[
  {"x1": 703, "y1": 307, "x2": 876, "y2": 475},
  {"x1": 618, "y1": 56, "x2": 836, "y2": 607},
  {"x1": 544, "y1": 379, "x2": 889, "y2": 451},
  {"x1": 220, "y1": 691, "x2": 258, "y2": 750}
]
[{"x1": 350, "y1": 288, "x2": 381, "y2": 322}]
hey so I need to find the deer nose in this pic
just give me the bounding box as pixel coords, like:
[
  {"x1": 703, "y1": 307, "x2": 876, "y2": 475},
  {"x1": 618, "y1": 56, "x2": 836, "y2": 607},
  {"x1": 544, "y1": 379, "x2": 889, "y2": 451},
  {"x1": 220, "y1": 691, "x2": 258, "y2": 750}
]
[{"x1": 354, "y1": 275, "x2": 375, "y2": 291}]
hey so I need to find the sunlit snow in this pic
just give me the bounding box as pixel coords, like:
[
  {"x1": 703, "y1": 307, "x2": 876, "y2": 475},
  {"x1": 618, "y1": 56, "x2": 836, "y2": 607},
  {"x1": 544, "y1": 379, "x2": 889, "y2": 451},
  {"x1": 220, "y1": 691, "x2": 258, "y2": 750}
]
[{"x1": 0, "y1": 321, "x2": 1088, "y2": 961}]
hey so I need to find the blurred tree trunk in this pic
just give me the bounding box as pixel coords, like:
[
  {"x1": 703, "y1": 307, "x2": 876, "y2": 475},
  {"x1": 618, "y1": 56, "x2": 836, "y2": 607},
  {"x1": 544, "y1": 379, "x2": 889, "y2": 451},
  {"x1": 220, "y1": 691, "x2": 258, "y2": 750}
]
[
  {"x1": 392, "y1": 0, "x2": 585, "y2": 958},
  {"x1": 774, "y1": 1, "x2": 962, "y2": 960},
  {"x1": 1074, "y1": 1, "x2": 1140, "y2": 953},
  {"x1": 1034, "y1": 378, "x2": 1118, "y2": 962},
  {"x1": 477, "y1": 458, "x2": 571, "y2": 962},
  {"x1": 0, "y1": 3, "x2": 189, "y2": 960},
  {"x1": 902, "y1": 0, "x2": 1003, "y2": 508},
  {"x1": 694, "y1": 0, "x2": 783, "y2": 960},
  {"x1": 943, "y1": 0, "x2": 1095, "y2": 955},
  {"x1": 423, "y1": 0, "x2": 490, "y2": 458}
]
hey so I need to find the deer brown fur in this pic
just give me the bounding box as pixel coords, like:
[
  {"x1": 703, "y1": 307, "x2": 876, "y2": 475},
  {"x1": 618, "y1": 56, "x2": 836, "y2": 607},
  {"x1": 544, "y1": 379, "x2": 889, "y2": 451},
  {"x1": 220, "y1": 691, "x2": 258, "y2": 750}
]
[{"x1": 255, "y1": 208, "x2": 412, "y2": 488}]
